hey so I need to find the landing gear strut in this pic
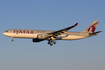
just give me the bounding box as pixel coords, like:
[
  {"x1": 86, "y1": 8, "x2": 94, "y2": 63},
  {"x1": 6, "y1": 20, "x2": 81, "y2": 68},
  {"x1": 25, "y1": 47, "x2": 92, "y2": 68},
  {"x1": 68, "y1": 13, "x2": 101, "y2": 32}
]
[{"x1": 11, "y1": 37, "x2": 14, "y2": 41}]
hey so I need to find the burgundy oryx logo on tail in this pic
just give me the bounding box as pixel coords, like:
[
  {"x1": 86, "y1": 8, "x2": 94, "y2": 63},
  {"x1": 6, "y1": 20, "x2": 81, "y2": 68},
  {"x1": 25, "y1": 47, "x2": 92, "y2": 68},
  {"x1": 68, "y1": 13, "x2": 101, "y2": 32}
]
[{"x1": 87, "y1": 22, "x2": 98, "y2": 33}]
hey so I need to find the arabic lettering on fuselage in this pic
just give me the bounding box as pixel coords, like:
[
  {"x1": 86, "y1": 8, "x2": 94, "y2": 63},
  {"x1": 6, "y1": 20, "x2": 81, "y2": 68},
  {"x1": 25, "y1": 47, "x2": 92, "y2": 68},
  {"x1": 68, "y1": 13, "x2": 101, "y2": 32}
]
[{"x1": 14, "y1": 30, "x2": 33, "y2": 34}]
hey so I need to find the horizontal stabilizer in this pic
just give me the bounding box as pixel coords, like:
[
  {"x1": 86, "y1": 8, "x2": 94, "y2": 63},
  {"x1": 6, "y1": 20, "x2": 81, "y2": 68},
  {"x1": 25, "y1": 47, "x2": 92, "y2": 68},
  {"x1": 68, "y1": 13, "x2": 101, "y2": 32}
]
[{"x1": 89, "y1": 31, "x2": 102, "y2": 35}]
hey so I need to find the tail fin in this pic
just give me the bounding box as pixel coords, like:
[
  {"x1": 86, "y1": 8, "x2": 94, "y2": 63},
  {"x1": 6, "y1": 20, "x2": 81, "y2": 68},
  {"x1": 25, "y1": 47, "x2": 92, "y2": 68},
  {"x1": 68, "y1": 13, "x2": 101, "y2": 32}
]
[{"x1": 82, "y1": 21, "x2": 99, "y2": 33}]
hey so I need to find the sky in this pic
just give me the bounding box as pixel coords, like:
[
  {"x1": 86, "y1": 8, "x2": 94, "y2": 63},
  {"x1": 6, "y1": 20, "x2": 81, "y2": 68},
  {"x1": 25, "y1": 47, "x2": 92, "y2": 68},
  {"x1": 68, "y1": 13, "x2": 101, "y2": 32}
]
[{"x1": 0, "y1": 0, "x2": 105, "y2": 70}]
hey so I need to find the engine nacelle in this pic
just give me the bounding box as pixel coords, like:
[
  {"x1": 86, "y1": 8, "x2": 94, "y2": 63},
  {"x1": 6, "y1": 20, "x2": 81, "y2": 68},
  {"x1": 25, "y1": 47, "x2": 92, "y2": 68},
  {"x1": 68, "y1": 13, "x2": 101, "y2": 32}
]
[
  {"x1": 37, "y1": 34, "x2": 47, "y2": 39},
  {"x1": 33, "y1": 38, "x2": 44, "y2": 42}
]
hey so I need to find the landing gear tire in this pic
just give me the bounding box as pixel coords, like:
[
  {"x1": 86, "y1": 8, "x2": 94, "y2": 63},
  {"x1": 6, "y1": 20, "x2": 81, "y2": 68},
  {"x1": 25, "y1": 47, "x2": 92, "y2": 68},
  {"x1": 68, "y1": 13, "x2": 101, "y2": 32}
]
[
  {"x1": 53, "y1": 42, "x2": 56, "y2": 44},
  {"x1": 48, "y1": 40, "x2": 50, "y2": 44},
  {"x1": 50, "y1": 43, "x2": 53, "y2": 46},
  {"x1": 48, "y1": 42, "x2": 50, "y2": 44}
]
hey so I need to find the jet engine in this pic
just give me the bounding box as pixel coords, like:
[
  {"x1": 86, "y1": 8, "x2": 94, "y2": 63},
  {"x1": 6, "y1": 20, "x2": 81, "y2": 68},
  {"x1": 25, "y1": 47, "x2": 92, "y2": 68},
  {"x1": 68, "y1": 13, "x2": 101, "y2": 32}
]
[
  {"x1": 32, "y1": 34, "x2": 47, "y2": 42},
  {"x1": 33, "y1": 38, "x2": 44, "y2": 42}
]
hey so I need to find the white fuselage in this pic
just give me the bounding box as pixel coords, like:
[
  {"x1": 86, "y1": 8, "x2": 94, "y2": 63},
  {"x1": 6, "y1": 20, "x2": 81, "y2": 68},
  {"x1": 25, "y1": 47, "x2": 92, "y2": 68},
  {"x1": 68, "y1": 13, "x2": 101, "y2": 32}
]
[{"x1": 3, "y1": 29, "x2": 92, "y2": 40}]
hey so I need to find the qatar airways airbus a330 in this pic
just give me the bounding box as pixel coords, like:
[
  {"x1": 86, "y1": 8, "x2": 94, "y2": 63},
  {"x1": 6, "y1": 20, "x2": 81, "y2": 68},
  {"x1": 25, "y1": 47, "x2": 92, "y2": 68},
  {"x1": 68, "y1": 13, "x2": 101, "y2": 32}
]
[{"x1": 3, "y1": 21, "x2": 101, "y2": 46}]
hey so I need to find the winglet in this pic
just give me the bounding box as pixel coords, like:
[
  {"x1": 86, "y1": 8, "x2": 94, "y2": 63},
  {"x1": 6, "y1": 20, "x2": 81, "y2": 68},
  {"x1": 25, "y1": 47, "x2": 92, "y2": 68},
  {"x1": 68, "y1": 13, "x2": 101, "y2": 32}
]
[{"x1": 74, "y1": 23, "x2": 78, "y2": 26}]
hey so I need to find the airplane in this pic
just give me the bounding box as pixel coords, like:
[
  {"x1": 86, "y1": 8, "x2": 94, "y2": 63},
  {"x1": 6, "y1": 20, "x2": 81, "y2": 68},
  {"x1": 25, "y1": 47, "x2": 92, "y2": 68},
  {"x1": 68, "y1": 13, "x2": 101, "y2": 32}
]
[{"x1": 3, "y1": 21, "x2": 101, "y2": 46}]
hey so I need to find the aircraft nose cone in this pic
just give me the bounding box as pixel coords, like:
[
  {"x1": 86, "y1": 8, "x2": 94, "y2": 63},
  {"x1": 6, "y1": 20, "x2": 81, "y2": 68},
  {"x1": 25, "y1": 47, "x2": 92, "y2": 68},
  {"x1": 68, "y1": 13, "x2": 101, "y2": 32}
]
[
  {"x1": 3, "y1": 32, "x2": 6, "y2": 35},
  {"x1": 3, "y1": 32, "x2": 4, "y2": 35}
]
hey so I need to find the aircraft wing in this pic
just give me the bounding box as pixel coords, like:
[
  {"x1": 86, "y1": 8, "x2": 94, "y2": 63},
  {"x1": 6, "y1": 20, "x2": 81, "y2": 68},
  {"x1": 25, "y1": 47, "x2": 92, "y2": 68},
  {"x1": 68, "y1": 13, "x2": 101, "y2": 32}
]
[{"x1": 47, "y1": 23, "x2": 78, "y2": 38}]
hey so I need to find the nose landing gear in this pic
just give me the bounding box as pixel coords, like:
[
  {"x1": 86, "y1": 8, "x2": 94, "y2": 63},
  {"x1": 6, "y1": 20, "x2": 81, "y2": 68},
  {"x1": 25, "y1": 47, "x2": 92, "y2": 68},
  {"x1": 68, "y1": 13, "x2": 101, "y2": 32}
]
[{"x1": 11, "y1": 37, "x2": 14, "y2": 41}]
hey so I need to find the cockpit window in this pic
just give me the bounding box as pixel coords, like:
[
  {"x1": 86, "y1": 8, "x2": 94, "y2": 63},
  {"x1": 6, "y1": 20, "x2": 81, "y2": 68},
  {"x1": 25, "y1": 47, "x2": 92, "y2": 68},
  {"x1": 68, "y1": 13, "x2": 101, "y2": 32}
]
[{"x1": 5, "y1": 30, "x2": 8, "y2": 32}]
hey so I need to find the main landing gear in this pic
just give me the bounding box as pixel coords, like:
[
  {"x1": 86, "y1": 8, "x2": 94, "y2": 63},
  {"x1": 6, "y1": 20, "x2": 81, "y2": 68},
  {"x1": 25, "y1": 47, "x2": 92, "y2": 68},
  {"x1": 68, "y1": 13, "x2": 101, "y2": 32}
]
[{"x1": 47, "y1": 40, "x2": 56, "y2": 46}]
